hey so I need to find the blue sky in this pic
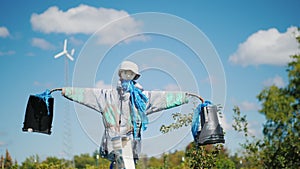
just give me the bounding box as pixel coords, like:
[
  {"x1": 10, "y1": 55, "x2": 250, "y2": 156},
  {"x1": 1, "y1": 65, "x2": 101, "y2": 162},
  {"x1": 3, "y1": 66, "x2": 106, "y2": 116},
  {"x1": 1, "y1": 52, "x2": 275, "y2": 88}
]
[{"x1": 0, "y1": 0, "x2": 299, "y2": 163}]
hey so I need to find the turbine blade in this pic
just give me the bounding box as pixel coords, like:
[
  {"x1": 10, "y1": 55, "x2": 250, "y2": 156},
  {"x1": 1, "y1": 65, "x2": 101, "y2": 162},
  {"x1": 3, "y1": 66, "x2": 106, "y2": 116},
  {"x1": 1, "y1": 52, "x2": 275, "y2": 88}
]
[
  {"x1": 63, "y1": 39, "x2": 67, "y2": 51},
  {"x1": 66, "y1": 52, "x2": 74, "y2": 61},
  {"x1": 54, "y1": 51, "x2": 65, "y2": 58},
  {"x1": 71, "y1": 48, "x2": 75, "y2": 56}
]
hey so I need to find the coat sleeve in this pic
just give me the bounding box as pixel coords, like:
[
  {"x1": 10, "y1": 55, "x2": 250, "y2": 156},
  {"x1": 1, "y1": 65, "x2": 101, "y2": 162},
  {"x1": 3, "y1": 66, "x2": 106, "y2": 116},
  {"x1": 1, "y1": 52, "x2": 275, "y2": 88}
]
[
  {"x1": 144, "y1": 91, "x2": 189, "y2": 115},
  {"x1": 62, "y1": 87, "x2": 107, "y2": 113}
]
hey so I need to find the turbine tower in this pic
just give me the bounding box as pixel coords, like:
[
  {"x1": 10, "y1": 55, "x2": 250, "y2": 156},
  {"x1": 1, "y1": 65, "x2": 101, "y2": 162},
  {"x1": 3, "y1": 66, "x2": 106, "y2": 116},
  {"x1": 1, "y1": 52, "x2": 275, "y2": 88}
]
[{"x1": 54, "y1": 39, "x2": 75, "y2": 165}]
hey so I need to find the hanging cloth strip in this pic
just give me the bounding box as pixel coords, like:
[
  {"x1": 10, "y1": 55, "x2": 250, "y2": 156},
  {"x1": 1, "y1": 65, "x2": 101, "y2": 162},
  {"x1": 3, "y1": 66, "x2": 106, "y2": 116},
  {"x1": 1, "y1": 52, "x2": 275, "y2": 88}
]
[
  {"x1": 121, "y1": 80, "x2": 149, "y2": 140},
  {"x1": 35, "y1": 89, "x2": 53, "y2": 115},
  {"x1": 191, "y1": 100, "x2": 211, "y2": 140}
]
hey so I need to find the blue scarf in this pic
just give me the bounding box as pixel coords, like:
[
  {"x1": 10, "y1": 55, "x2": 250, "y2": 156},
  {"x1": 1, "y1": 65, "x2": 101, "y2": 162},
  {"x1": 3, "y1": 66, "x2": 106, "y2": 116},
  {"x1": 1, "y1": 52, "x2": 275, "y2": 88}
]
[
  {"x1": 35, "y1": 89, "x2": 53, "y2": 115},
  {"x1": 121, "y1": 80, "x2": 149, "y2": 139},
  {"x1": 191, "y1": 100, "x2": 211, "y2": 140}
]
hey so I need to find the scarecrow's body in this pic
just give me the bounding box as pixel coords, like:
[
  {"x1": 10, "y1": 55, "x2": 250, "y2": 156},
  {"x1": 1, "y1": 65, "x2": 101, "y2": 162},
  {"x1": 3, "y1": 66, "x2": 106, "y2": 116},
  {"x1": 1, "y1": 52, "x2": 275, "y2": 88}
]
[
  {"x1": 62, "y1": 86, "x2": 189, "y2": 168},
  {"x1": 23, "y1": 61, "x2": 224, "y2": 168}
]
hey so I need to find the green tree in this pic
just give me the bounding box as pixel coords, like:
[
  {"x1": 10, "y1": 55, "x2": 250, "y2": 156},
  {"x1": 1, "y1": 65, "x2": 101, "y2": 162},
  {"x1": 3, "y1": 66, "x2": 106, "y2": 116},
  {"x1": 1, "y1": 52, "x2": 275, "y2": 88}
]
[
  {"x1": 167, "y1": 150, "x2": 185, "y2": 169},
  {"x1": 20, "y1": 155, "x2": 39, "y2": 169},
  {"x1": 74, "y1": 153, "x2": 95, "y2": 169},
  {"x1": 185, "y1": 143, "x2": 223, "y2": 169},
  {"x1": 232, "y1": 106, "x2": 262, "y2": 168},
  {"x1": 214, "y1": 147, "x2": 235, "y2": 169},
  {"x1": 146, "y1": 156, "x2": 163, "y2": 168},
  {"x1": 92, "y1": 150, "x2": 110, "y2": 169},
  {"x1": 43, "y1": 156, "x2": 62, "y2": 165},
  {"x1": 0, "y1": 155, "x2": 4, "y2": 169},
  {"x1": 214, "y1": 158, "x2": 235, "y2": 169},
  {"x1": 228, "y1": 153, "x2": 243, "y2": 169},
  {"x1": 135, "y1": 154, "x2": 148, "y2": 169},
  {"x1": 40, "y1": 156, "x2": 72, "y2": 168},
  {"x1": 4, "y1": 149, "x2": 13, "y2": 168},
  {"x1": 232, "y1": 35, "x2": 300, "y2": 168},
  {"x1": 257, "y1": 54, "x2": 300, "y2": 168}
]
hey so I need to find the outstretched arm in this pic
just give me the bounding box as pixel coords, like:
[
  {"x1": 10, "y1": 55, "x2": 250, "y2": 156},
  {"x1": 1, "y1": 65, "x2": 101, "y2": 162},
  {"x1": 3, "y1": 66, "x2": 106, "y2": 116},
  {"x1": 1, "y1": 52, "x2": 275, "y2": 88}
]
[
  {"x1": 64, "y1": 87, "x2": 103, "y2": 112},
  {"x1": 52, "y1": 87, "x2": 109, "y2": 113},
  {"x1": 186, "y1": 93, "x2": 204, "y2": 103},
  {"x1": 144, "y1": 91, "x2": 204, "y2": 115}
]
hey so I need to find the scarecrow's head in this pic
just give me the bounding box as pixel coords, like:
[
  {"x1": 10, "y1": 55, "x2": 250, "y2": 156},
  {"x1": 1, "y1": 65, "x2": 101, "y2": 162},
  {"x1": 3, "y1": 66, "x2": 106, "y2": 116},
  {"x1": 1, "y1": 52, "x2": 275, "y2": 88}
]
[{"x1": 118, "y1": 61, "x2": 140, "y2": 81}]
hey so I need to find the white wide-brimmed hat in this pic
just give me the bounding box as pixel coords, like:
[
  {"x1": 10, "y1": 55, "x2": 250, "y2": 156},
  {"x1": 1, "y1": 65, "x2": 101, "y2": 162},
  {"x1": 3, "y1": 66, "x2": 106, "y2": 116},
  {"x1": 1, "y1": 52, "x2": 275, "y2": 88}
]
[{"x1": 118, "y1": 61, "x2": 140, "y2": 80}]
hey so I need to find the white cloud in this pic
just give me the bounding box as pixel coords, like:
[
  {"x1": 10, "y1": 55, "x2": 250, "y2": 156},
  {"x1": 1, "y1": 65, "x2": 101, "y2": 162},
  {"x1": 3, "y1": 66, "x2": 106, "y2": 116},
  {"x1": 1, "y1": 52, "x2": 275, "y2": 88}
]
[
  {"x1": 0, "y1": 131, "x2": 8, "y2": 147},
  {"x1": 31, "y1": 38, "x2": 55, "y2": 50},
  {"x1": 239, "y1": 101, "x2": 259, "y2": 112},
  {"x1": 0, "y1": 50, "x2": 15, "y2": 56},
  {"x1": 229, "y1": 26, "x2": 300, "y2": 66},
  {"x1": 95, "y1": 80, "x2": 113, "y2": 89},
  {"x1": 69, "y1": 36, "x2": 84, "y2": 46},
  {"x1": 263, "y1": 75, "x2": 285, "y2": 88},
  {"x1": 30, "y1": 5, "x2": 144, "y2": 45},
  {"x1": 0, "y1": 26, "x2": 9, "y2": 38},
  {"x1": 0, "y1": 141, "x2": 6, "y2": 147},
  {"x1": 26, "y1": 52, "x2": 35, "y2": 56}
]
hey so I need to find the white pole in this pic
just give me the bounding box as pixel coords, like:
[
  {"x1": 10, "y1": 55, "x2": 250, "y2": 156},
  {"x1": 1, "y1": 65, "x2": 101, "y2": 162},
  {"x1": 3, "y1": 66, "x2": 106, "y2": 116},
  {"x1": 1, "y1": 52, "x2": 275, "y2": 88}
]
[{"x1": 122, "y1": 138, "x2": 135, "y2": 169}]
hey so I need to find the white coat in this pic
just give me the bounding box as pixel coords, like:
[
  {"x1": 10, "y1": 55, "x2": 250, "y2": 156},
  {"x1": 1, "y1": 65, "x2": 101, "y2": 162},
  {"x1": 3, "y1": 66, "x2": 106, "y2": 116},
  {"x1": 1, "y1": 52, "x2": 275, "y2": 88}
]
[{"x1": 62, "y1": 87, "x2": 189, "y2": 161}]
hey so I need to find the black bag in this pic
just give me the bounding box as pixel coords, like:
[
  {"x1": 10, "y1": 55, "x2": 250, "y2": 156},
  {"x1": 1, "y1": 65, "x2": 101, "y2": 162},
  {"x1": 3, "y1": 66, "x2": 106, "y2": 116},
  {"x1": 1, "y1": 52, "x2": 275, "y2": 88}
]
[
  {"x1": 22, "y1": 92, "x2": 54, "y2": 135},
  {"x1": 195, "y1": 105, "x2": 225, "y2": 145}
]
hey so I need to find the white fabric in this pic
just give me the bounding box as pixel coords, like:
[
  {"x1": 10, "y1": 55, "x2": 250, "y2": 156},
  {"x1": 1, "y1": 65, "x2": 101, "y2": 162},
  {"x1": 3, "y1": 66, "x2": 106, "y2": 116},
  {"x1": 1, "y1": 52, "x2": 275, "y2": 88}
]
[{"x1": 62, "y1": 87, "x2": 189, "y2": 162}]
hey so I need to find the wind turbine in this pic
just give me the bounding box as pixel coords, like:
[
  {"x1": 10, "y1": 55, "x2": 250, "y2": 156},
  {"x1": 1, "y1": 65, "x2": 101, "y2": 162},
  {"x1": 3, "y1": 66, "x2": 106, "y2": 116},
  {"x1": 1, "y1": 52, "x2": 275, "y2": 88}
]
[
  {"x1": 54, "y1": 39, "x2": 75, "y2": 61},
  {"x1": 54, "y1": 38, "x2": 75, "y2": 164}
]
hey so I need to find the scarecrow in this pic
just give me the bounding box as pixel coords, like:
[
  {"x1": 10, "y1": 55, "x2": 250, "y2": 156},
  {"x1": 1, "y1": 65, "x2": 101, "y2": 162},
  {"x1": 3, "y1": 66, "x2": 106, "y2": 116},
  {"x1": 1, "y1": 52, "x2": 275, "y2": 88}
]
[{"x1": 23, "y1": 60, "x2": 224, "y2": 169}]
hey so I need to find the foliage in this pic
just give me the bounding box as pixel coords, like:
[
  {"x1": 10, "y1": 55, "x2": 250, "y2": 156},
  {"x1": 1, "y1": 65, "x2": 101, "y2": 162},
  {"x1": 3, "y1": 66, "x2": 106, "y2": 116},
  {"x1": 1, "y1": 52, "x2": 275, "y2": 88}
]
[
  {"x1": 135, "y1": 151, "x2": 186, "y2": 169},
  {"x1": 256, "y1": 53, "x2": 300, "y2": 168},
  {"x1": 20, "y1": 155, "x2": 39, "y2": 169},
  {"x1": 4, "y1": 149, "x2": 13, "y2": 168},
  {"x1": 214, "y1": 146, "x2": 236, "y2": 169},
  {"x1": 185, "y1": 143, "x2": 223, "y2": 169},
  {"x1": 160, "y1": 99, "x2": 200, "y2": 134},
  {"x1": 74, "y1": 153, "x2": 95, "y2": 168},
  {"x1": 160, "y1": 112, "x2": 193, "y2": 134},
  {"x1": 0, "y1": 149, "x2": 18, "y2": 169},
  {"x1": 214, "y1": 158, "x2": 235, "y2": 169},
  {"x1": 232, "y1": 106, "x2": 248, "y2": 137},
  {"x1": 20, "y1": 154, "x2": 73, "y2": 169},
  {"x1": 74, "y1": 152, "x2": 110, "y2": 169},
  {"x1": 231, "y1": 36, "x2": 300, "y2": 168},
  {"x1": 232, "y1": 106, "x2": 263, "y2": 168}
]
